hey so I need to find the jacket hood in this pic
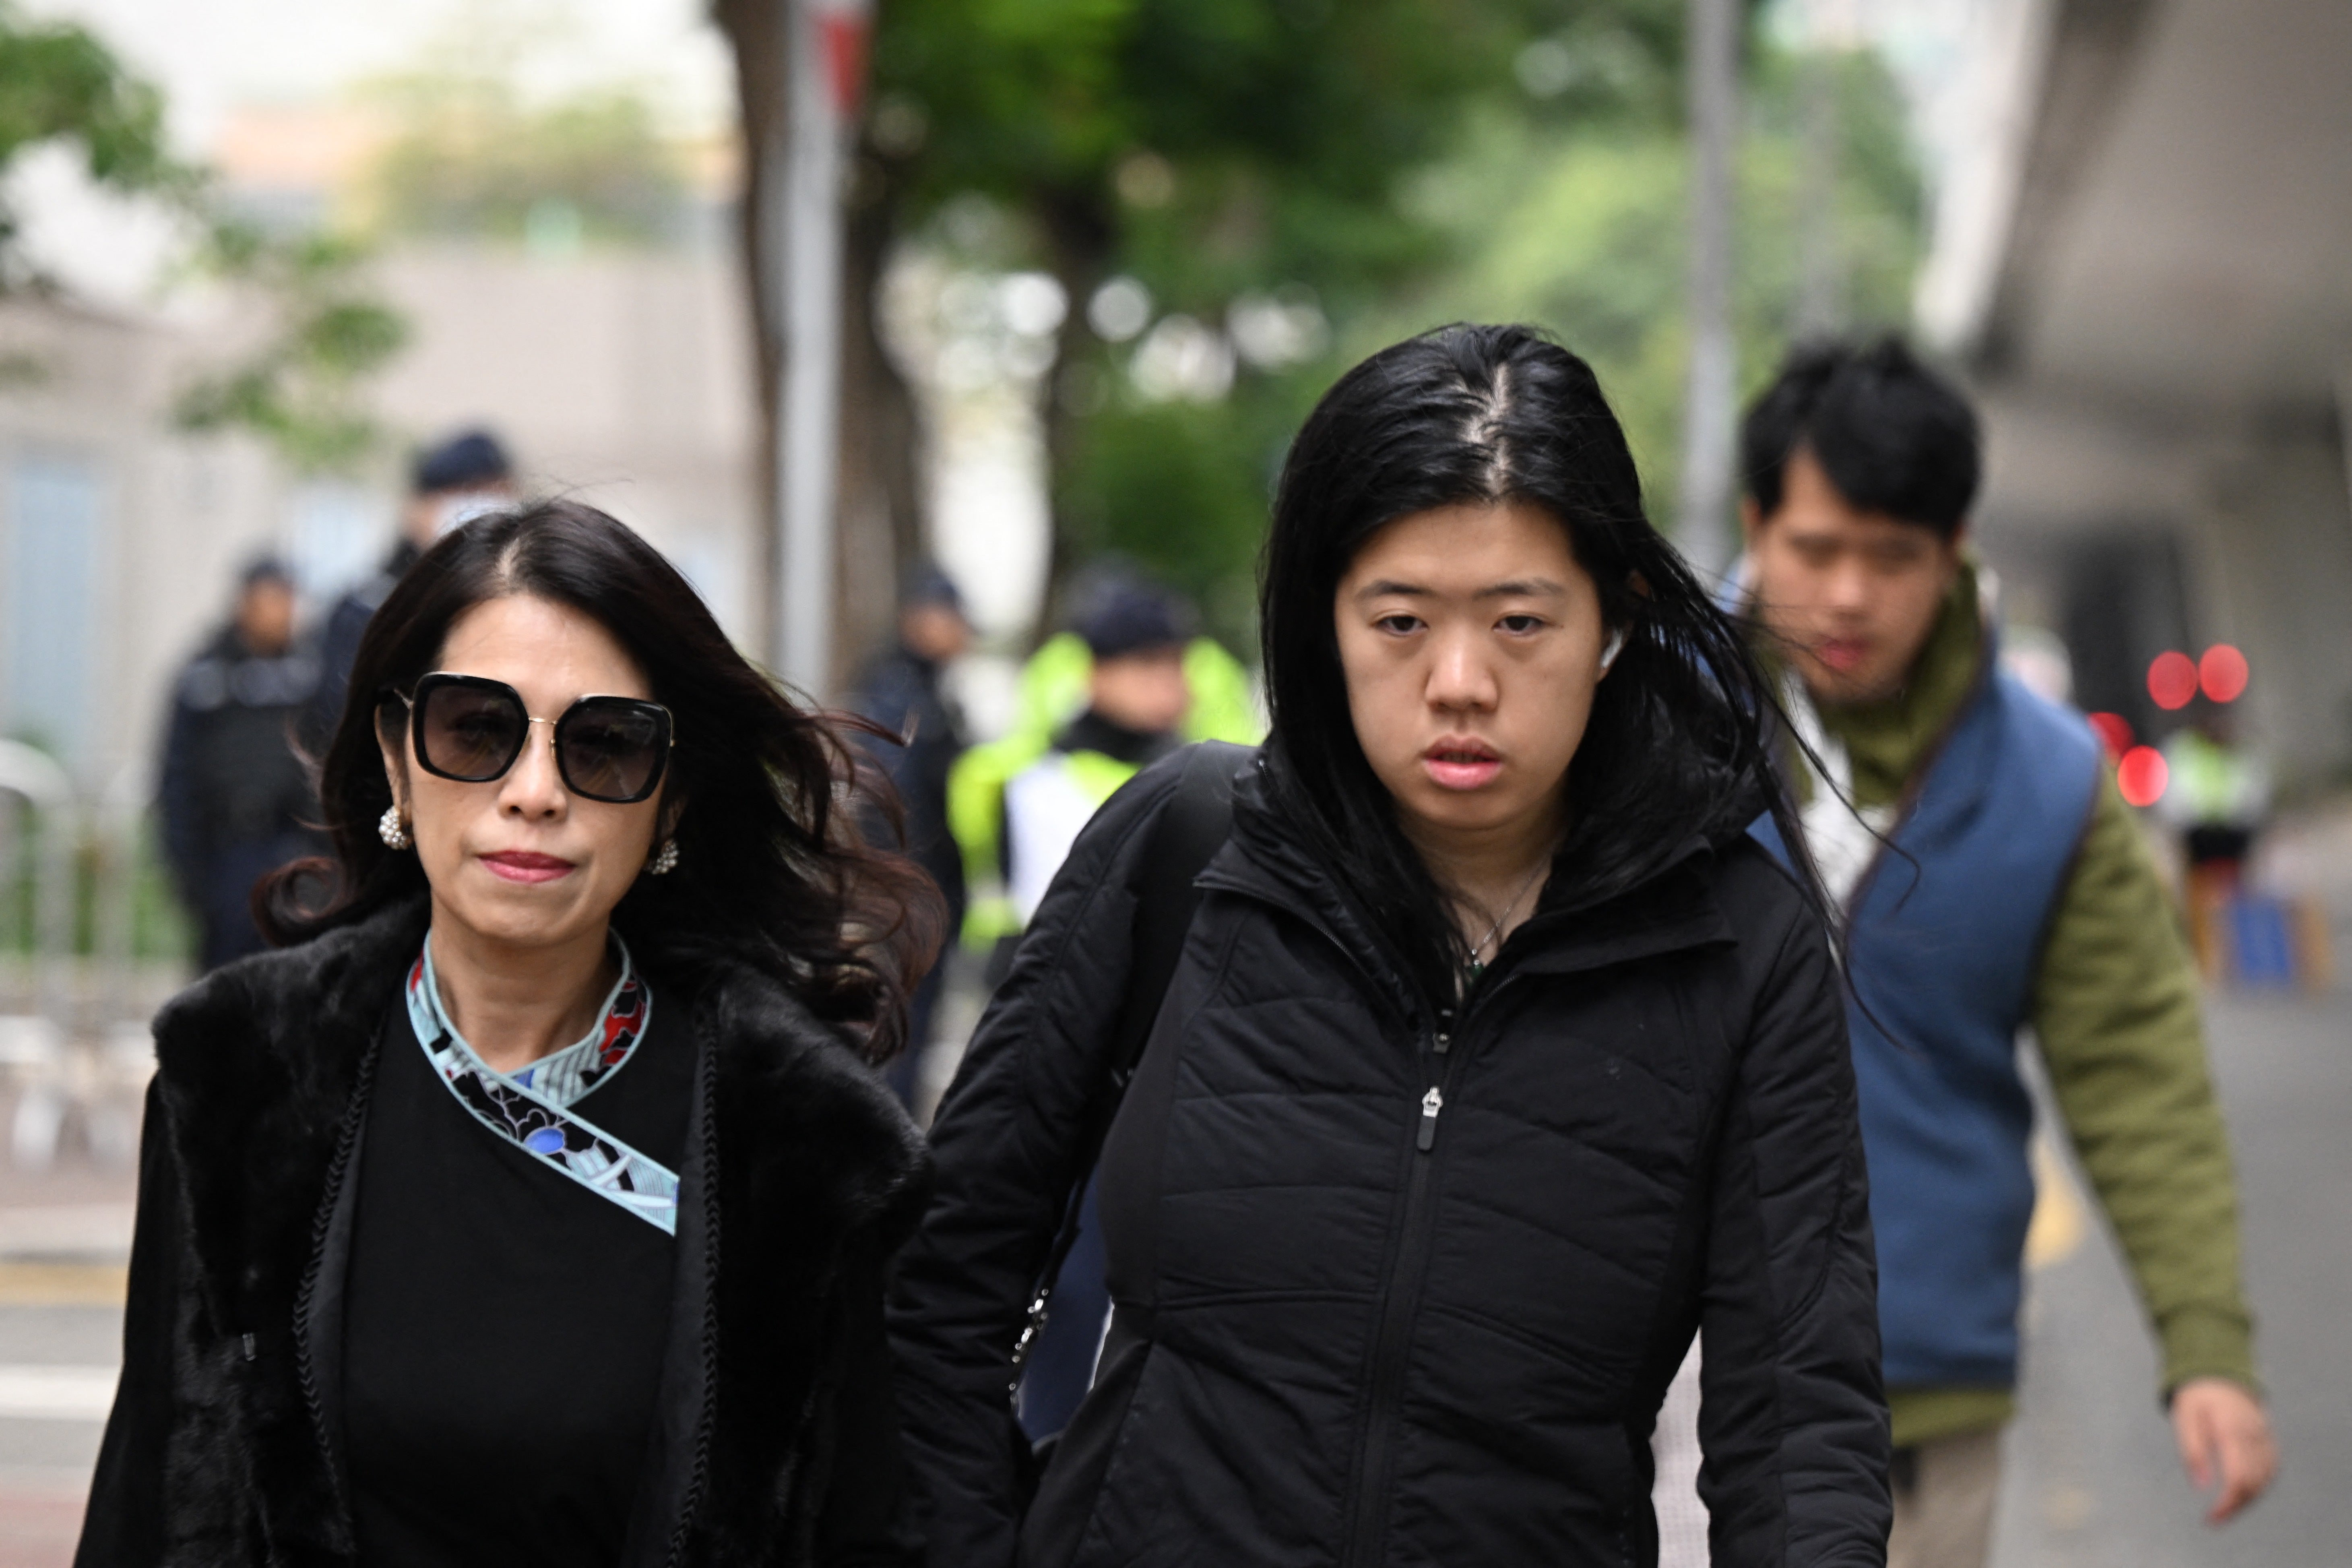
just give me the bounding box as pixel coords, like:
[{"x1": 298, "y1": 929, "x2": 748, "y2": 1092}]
[{"x1": 1216, "y1": 749, "x2": 1745, "y2": 1021}]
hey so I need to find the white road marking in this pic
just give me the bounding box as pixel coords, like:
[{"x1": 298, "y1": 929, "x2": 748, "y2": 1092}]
[
  {"x1": 0, "y1": 1206, "x2": 136, "y2": 1260},
  {"x1": 0, "y1": 1366, "x2": 118, "y2": 1422}
]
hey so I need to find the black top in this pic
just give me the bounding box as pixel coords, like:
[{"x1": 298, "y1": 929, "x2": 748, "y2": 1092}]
[
  {"x1": 888, "y1": 748, "x2": 1887, "y2": 1568},
  {"x1": 343, "y1": 975, "x2": 694, "y2": 1568},
  {"x1": 847, "y1": 645, "x2": 968, "y2": 926},
  {"x1": 1054, "y1": 707, "x2": 1179, "y2": 768},
  {"x1": 155, "y1": 624, "x2": 324, "y2": 967}
]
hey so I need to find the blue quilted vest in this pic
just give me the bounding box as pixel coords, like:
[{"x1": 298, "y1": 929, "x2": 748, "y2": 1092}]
[{"x1": 1754, "y1": 651, "x2": 2102, "y2": 1389}]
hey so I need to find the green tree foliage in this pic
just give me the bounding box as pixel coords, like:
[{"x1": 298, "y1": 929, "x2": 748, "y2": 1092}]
[
  {"x1": 359, "y1": 70, "x2": 691, "y2": 250},
  {"x1": 867, "y1": 0, "x2": 1584, "y2": 645},
  {"x1": 865, "y1": 0, "x2": 1923, "y2": 639},
  {"x1": 0, "y1": 5, "x2": 411, "y2": 473},
  {"x1": 1055, "y1": 374, "x2": 1316, "y2": 640},
  {"x1": 1401, "y1": 32, "x2": 1925, "y2": 523},
  {"x1": 0, "y1": 2, "x2": 183, "y2": 284},
  {"x1": 175, "y1": 225, "x2": 410, "y2": 474},
  {"x1": 876, "y1": 0, "x2": 1537, "y2": 301}
]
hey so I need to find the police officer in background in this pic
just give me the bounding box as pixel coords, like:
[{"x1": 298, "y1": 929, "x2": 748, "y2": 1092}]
[
  {"x1": 847, "y1": 565, "x2": 974, "y2": 1105},
  {"x1": 307, "y1": 428, "x2": 515, "y2": 747},
  {"x1": 999, "y1": 586, "x2": 1195, "y2": 930},
  {"x1": 967, "y1": 582, "x2": 1202, "y2": 1440},
  {"x1": 157, "y1": 558, "x2": 321, "y2": 970}
]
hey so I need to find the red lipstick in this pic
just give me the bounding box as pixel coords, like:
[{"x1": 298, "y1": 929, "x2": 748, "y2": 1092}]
[{"x1": 480, "y1": 851, "x2": 575, "y2": 884}]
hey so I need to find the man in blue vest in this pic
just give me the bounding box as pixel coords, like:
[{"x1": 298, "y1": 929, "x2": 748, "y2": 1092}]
[{"x1": 1714, "y1": 339, "x2": 2274, "y2": 1566}]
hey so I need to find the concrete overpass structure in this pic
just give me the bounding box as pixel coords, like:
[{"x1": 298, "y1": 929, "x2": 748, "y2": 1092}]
[{"x1": 1918, "y1": 0, "x2": 2352, "y2": 789}]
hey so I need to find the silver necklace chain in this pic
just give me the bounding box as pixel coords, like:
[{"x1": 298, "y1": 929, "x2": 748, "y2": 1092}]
[{"x1": 1466, "y1": 857, "x2": 1550, "y2": 970}]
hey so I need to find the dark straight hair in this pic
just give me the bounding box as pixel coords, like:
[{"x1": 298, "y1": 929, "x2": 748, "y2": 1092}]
[
  {"x1": 1741, "y1": 335, "x2": 1980, "y2": 536},
  {"x1": 1260, "y1": 323, "x2": 1823, "y2": 1002},
  {"x1": 259, "y1": 498, "x2": 943, "y2": 1060}
]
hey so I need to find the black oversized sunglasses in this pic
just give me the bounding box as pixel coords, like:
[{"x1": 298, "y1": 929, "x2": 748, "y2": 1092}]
[{"x1": 389, "y1": 673, "x2": 675, "y2": 805}]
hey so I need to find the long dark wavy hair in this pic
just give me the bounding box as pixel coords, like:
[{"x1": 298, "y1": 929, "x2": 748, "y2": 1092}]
[
  {"x1": 1260, "y1": 323, "x2": 1822, "y2": 1001},
  {"x1": 259, "y1": 499, "x2": 943, "y2": 1060}
]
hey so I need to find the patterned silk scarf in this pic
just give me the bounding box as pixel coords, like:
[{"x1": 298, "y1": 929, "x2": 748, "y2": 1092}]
[{"x1": 405, "y1": 936, "x2": 681, "y2": 1235}]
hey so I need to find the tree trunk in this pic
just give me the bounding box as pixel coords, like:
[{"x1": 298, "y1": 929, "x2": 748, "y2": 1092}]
[
  {"x1": 714, "y1": 0, "x2": 922, "y2": 694},
  {"x1": 833, "y1": 156, "x2": 928, "y2": 687},
  {"x1": 712, "y1": 0, "x2": 787, "y2": 665},
  {"x1": 1032, "y1": 183, "x2": 1117, "y2": 646}
]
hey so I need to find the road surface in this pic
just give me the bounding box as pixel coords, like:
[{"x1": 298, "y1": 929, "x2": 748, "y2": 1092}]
[{"x1": 1994, "y1": 969, "x2": 2351, "y2": 1565}]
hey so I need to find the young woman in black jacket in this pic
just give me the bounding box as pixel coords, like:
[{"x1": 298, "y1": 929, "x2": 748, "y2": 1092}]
[
  {"x1": 80, "y1": 501, "x2": 941, "y2": 1567},
  {"x1": 889, "y1": 326, "x2": 1890, "y2": 1567}
]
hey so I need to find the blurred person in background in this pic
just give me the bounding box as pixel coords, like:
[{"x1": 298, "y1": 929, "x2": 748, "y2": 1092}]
[
  {"x1": 1656, "y1": 338, "x2": 2274, "y2": 1568},
  {"x1": 892, "y1": 326, "x2": 1888, "y2": 1568},
  {"x1": 947, "y1": 589, "x2": 1259, "y2": 966},
  {"x1": 944, "y1": 581, "x2": 1256, "y2": 1438},
  {"x1": 308, "y1": 427, "x2": 516, "y2": 748},
  {"x1": 2158, "y1": 704, "x2": 2271, "y2": 884},
  {"x1": 985, "y1": 583, "x2": 1198, "y2": 1440},
  {"x1": 84, "y1": 502, "x2": 940, "y2": 1567},
  {"x1": 1001, "y1": 585, "x2": 1195, "y2": 931},
  {"x1": 2158, "y1": 705, "x2": 2281, "y2": 983},
  {"x1": 849, "y1": 565, "x2": 974, "y2": 1105},
  {"x1": 156, "y1": 556, "x2": 320, "y2": 971}
]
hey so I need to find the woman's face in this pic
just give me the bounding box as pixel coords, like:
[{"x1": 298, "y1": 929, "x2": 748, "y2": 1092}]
[
  {"x1": 1334, "y1": 500, "x2": 1612, "y2": 853},
  {"x1": 382, "y1": 594, "x2": 668, "y2": 953}
]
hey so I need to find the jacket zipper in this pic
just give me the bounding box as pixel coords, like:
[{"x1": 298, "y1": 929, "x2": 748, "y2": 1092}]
[
  {"x1": 1340, "y1": 1052, "x2": 1452, "y2": 1567},
  {"x1": 1199, "y1": 872, "x2": 1527, "y2": 1568},
  {"x1": 1340, "y1": 984, "x2": 1512, "y2": 1568}
]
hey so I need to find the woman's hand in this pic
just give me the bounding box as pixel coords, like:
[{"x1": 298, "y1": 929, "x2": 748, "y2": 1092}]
[{"x1": 2170, "y1": 1376, "x2": 2276, "y2": 1523}]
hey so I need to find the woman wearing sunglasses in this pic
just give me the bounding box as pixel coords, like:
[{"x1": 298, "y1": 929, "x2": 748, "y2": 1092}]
[{"x1": 80, "y1": 500, "x2": 942, "y2": 1567}]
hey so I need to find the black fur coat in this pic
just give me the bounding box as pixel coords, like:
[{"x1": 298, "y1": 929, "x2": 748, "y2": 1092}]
[{"x1": 76, "y1": 897, "x2": 932, "y2": 1568}]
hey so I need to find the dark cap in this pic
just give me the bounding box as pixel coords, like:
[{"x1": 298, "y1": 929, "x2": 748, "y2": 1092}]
[
  {"x1": 412, "y1": 429, "x2": 513, "y2": 496},
  {"x1": 1078, "y1": 584, "x2": 1188, "y2": 661},
  {"x1": 238, "y1": 554, "x2": 293, "y2": 590},
  {"x1": 898, "y1": 563, "x2": 966, "y2": 614}
]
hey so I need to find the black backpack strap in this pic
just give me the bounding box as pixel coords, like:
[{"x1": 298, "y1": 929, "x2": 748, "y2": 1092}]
[
  {"x1": 1010, "y1": 740, "x2": 1247, "y2": 1379},
  {"x1": 1107, "y1": 740, "x2": 1248, "y2": 1092}
]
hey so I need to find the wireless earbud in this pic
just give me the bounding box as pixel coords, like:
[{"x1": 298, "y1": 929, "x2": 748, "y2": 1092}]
[{"x1": 1599, "y1": 627, "x2": 1627, "y2": 671}]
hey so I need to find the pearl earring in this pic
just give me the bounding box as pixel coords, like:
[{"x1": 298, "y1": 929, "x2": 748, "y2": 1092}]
[
  {"x1": 646, "y1": 839, "x2": 679, "y2": 876},
  {"x1": 377, "y1": 805, "x2": 411, "y2": 850}
]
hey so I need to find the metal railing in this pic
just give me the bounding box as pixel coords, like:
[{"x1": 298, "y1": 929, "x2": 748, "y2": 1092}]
[{"x1": 0, "y1": 742, "x2": 163, "y2": 1170}]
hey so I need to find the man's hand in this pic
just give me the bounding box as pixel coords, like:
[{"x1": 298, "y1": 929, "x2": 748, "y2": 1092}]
[{"x1": 2171, "y1": 1376, "x2": 2276, "y2": 1524}]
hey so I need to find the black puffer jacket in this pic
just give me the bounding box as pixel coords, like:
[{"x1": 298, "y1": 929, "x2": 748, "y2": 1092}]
[{"x1": 890, "y1": 749, "x2": 1887, "y2": 1568}]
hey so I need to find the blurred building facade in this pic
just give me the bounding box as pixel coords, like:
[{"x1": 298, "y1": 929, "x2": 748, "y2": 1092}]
[
  {"x1": 0, "y1": 104, "x2": 760, "y2": 804},
  {"x1": 0, "y1": 297, "x2": 278, "y2": 798},
  {"x1": 1922, "y1": 0, "x2": 2352, "y2": 790}
]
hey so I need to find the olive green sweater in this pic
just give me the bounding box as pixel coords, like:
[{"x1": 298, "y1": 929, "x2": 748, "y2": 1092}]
[{"x1": 1797, "y1": 571, "x2": 2258, "y2": 1448}]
